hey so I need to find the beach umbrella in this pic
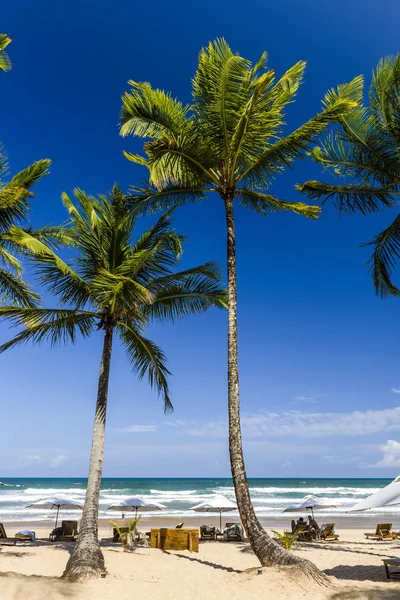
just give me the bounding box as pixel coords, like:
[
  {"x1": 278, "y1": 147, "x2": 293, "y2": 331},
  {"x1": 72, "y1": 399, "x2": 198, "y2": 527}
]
[
  {"x1": 348, "y1": 475, "x2": 400, "y2": 512},
  {"x1": 283, "y1": 495, "x2": 339, "y2": 518},
  {"x1": 27, "y1": 496, "x2": 83, "y2": 529},
  {"x1": 191, "y1": 496, "x2": 237, "y2": 531},
  {"x1": 107, "y1": 496, "x2": 166, "y2": 518}
]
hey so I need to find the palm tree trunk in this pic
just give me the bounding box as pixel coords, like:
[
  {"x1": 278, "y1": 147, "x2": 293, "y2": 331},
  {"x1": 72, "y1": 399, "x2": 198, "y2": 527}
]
[
  {"x1": 224, "y1": 195, "x2": 325, "y2": 581},
  {"x1": 63, "y1": 321, "x2": 114, "y2": 582}
]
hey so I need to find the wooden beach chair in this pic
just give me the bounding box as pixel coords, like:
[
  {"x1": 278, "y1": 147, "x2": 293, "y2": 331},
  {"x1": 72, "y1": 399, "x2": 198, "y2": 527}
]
[
  {"x1": 365, "y1": 523, "x2": 397, "y2": 541},
  {"x1": 49, "y1": 520, "x2": 78, "y2": 542},
  {"x1": 0, "y1": 523, "x2": 21, "y2": 546},
  {"x1": 113, "y1": 525, "x2": 130, "y2": 542},
  {"x1": 320, "y1": 523, "x2": 339, "y2": 541},
  {"x1": 382, "y1": 557, "x2": 400, "y2": 579},
  {"x1": 223, "y1": 523, "x2": 244, "y2": 542},
  {"x1": 200, "y1": 525, "x2": 216, "y2": 540}
]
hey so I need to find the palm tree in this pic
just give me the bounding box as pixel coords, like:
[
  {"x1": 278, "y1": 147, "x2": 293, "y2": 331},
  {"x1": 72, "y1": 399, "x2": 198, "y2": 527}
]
[
  {"x1": 0, "y1": 185, "x2": 226, "y2": 581},
  {"x1": 0, "y1": 34, "x2": 11, "y2": 72},
  {"x1": 118, "y1": 38, "x2": 359, "y2": 572},
  {"x1": 298, "y1": 55, "x2": 400, "y2": 297}
]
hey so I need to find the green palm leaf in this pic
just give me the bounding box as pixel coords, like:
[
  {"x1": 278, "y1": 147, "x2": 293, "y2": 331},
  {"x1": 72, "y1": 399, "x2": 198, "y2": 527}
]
[
  {"x1": 298, "y1": 54, "x2": 400, "y2": 295},
  {"x1": 0, "y1": 34, "x2": 11, "y2": 72}
]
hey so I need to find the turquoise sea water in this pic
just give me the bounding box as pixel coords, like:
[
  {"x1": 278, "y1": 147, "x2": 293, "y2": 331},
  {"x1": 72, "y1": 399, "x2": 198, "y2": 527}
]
[{"x1": 0, "y1": 478, "x2": 396, "y2": 522}]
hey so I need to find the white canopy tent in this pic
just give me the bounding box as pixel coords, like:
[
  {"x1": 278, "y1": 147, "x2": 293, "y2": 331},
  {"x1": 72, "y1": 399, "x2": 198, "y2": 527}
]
[
  {"x1": 283, "y1": 495, "x2": 339, "y2": 518},
  {"x1": 107, "y1": 496, "x2": 166, "y2": 518},
  {"x1": 349, "y1": 476, "x2": 400, "y2": 512},
  {"x1": 191, "y1": 496, "x2": 237, "y2": 531},
  {"x1": 27, "y1": 496, "x2": 83, "y2": 528}
]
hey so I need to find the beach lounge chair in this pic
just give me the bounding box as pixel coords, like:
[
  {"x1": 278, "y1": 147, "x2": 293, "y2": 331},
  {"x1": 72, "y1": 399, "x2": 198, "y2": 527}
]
[
  {"x1": 320, "y1": 523, "x2": 339, "y2": 541},
  {"x1": 0, "y1": 523, "x2": 28, "y2": 546},
  {"x1": 113, "y1": 525, "x2": 130, "y2": 542},
  {"x1": 365, "y1": 524, "x2": 397, "y2": 541},
  {"x1": 200, "y1": 525, "x2": 217, "y2": 540},
  {"x1": 382, "y1": 557, "x2": 400, "y2": 579},
  {"x1": 223, "y1": 523, "x2": 244, "y2": 542},
  {"x1": 49, "y1": 520, "x2": 78, "y2": 542}
]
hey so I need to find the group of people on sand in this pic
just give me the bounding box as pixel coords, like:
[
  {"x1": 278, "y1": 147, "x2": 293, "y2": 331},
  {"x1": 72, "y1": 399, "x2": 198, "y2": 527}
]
[{"x1": 291, "y1": 515, "x2": 320, "y2": 539}]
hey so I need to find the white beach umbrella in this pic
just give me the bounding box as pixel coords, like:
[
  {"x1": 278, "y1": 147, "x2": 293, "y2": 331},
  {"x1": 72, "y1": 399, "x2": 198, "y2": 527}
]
[
  {"x1": 107, "y1": 496, "x2": 166, "y2": 518},
  {"x1": 27, "y1": 496, "x2": 83, "y2": 528},
  {"x1": 348, "y1": 475, "x2": 400, "y2": 512},
  {"x1": 283, "y1": 495, "x2": 339, "y2": 518},
  {"x1": 191, "y1": 496, "x2": 237, "y2": 531}
]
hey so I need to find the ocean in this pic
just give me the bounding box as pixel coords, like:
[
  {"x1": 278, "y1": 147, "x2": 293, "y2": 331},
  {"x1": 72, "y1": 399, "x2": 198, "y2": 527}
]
[{"x1": 0, "y1": 478, "x2": 397, "y2": 523}]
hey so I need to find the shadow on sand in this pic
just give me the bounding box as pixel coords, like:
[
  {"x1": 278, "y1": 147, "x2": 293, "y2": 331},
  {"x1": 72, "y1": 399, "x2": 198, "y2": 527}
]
[
  {"x1": 163, "y1": 549, "x2": 242, "y2": 573},
  {"x1": 329, "y1": 589, "x2": 400, "y2": 600},
  {"x1": 0, "y1": 571, "x2": 75, "y2": 600}
]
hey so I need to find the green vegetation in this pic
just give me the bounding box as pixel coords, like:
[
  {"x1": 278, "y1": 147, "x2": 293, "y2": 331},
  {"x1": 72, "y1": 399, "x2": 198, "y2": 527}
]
[
  {"x1": 0, "y1": 34, "x2": 11, "y2": 72},
  {"x1": 109, "y1": 517, "x2": 142, "y2": 552},
  {"x1": 298, "y1": 55, "x2": 400, "y2": 297},
  {"x1": 0, "y1": 33, "x2": 51, "y2": 306},
  {"x1": 272, "y1": 529, "x2": 302, "y2": 551},
  {"x1": 118, "y1": 37, "x2": 358, "y2": 571}
]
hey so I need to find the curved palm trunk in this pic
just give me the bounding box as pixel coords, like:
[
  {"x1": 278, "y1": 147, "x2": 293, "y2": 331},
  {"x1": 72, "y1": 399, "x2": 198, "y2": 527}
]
[
  {"x1": 224, "y1": 196, "x2": 325, "y2": 580},
  {"x1": 63, "y1": 322, "x2": 113, "y2": 582}
]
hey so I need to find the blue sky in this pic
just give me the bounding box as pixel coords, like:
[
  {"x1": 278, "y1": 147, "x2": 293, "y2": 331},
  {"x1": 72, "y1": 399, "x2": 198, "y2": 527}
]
[{"x1": 1, "y1": 0, "x2": 400, "y2": 478}]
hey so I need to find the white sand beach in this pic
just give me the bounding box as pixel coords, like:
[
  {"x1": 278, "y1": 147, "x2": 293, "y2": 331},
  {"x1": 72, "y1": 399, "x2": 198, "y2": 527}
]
[{"x1": 2, "y1": 525, "x2": 400, "y2": 600}]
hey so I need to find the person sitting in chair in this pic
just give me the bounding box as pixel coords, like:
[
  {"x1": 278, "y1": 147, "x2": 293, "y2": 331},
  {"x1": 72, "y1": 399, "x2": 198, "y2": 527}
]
[{"x1": 308, "y1": 515, "x2": 320, "y2": 539}]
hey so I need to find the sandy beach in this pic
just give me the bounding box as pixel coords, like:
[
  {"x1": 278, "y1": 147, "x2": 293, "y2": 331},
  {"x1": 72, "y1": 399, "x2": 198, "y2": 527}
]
[{"x1": 2, "y1": 524, "x2": 400, "y2": 600}]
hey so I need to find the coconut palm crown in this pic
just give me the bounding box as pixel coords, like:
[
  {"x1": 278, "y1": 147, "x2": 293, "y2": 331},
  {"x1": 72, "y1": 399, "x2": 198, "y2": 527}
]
[
  {"x1": 0, "y1": 185, "x2": 226, "y2": 408},
  {"x1": 298, "y1": 55, "x2": 400, "y2": 298}
]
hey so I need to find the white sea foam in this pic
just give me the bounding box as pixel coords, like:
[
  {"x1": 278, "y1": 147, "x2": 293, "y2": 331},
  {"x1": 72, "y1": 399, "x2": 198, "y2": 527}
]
[{"x1": 0, "y1": 479, "x2": 395, "y2": 523}]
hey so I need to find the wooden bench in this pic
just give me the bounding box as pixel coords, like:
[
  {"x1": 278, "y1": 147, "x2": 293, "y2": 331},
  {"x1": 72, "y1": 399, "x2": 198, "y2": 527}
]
[{"x1": 150, "y1": 528, "x2": 199, "y2": 552}]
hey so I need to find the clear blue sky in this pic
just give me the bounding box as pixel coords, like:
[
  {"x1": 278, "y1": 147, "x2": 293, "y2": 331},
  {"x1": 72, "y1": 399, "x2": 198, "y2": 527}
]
[{"x1": 1, "y1": 0, "x2": 400, "y2": 478}]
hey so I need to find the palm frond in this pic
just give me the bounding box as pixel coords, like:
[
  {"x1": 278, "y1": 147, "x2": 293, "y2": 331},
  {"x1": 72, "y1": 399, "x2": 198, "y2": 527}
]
[
  {"x1": 118, "y1": 322, "x2": 172, "y2": 413},
  {"x1": 0, "y1": 268, "x2": 39, "y2": 307},
  {"x1": 0, "y1": 34, "x2": 11, "y2": 72},
  {"x1": 127, "y1": 183, "x2": 208, "y2": 216},
  {"x1": 237, "y1": 77, "x2": 361, "y2": 187},
  {"x1": 296, "y1": 180, "x2": 396, "y2": 214},
  {"x1": 8, "y1": 159, "x2": 51, "y2": 190},
  {"x1": 119, "y1": 81, "x2": 190, "y2": 140},
  {"x1": 364, "y1": 214, "x2": 400, "y2": 297},
  {"x1": 0, "y1": 307, "x2": 98, "y2": 352},
  {"x1": 236, "y1": 189, "x2": 321, "y2": 219},
  {"x1": 7, "y1": 226, "x2": 91, "y2": 307},
  {"x1": 146, "y1": 262, "x2": 227, "y2": 322}
]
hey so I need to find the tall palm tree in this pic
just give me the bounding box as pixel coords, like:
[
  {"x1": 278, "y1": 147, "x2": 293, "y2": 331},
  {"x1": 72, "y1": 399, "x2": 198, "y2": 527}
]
[
  {"x1": 0, "y1": 34, "x2": 11, "y2": 72},
  {"x1": 298, "y1": 55, "x2": 400, "y2": 297},
  {"x1": 118, "y1": 38, "x2": 359, "y2": 571},
  {"x1": 0, "y1": 185, "x2": 226, "y2": 581}
]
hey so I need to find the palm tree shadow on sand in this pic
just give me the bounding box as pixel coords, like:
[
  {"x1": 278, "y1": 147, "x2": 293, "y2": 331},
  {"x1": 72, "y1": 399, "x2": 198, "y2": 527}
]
[
  {"x1": 325, "y1": 563, "x2": 397, "y2": 583},
  {"x1": 329, "y1": 590, "x2": 400, "y2": 600},
  {"x1": 0, "y1": 572, "x2": 76, "y2": 599}
]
